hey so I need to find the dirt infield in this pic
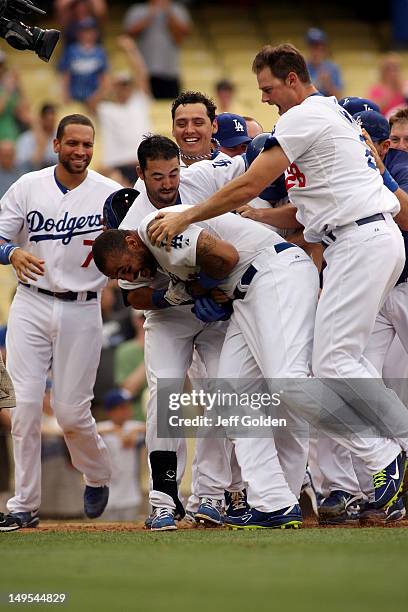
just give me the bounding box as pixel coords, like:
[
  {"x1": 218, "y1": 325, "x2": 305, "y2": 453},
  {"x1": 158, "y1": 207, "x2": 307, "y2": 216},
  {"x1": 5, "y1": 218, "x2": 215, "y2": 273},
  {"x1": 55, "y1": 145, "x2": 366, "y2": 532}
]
[{"x1": 22, "y1": 516, "x2": 408, "y2": 532}]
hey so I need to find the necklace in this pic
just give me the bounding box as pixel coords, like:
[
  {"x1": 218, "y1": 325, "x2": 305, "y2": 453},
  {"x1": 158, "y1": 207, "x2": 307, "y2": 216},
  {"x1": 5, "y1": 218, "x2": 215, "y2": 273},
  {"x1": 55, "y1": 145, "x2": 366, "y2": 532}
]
[{"x1": 180, "y1": 150, "x2": 213, "y2": 161}]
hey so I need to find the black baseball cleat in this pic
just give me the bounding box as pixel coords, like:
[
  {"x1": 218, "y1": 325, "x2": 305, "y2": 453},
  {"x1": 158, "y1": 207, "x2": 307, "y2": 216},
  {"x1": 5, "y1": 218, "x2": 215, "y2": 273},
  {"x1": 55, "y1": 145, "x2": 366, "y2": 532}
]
[
  {"x1": 84, "y1": 485, "x2": 109, "y2": 518},
  {"x1": 0, "y1": 511, "x2": 39, "y2": 532},
  {"x1": 224, "y1": 489, "x2": 250, "y2": 518},
  {"x1": 318, "y1": 490, "x2": 362, "y2": 525}
]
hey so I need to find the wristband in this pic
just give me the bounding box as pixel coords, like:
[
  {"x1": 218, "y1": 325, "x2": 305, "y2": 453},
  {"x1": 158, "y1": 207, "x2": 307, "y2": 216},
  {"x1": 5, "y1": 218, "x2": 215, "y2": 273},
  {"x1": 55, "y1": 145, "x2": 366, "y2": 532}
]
[
  {"x1": 197, "y1": 271, "x2": 226, "y2": 290},
  {"x1": 152, "y1": 289, "x2": 171, "y2": 309},
  {"x1": 383, "y1": 169, "x2": 399, "y2": 193},
  {"x1": 0, "y1": 242, "x2": 19, "y2": 265}
]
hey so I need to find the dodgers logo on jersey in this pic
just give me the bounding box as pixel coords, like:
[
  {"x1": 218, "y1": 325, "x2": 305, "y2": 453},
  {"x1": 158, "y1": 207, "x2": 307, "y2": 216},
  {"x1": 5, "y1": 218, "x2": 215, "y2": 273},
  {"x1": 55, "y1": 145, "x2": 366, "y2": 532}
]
[
  {"x1": 27, "y1": 210, "x2": 103, "y2": 245},
  {"x1": 212, "y1": 159, "x2": 232, "y2": 168}
]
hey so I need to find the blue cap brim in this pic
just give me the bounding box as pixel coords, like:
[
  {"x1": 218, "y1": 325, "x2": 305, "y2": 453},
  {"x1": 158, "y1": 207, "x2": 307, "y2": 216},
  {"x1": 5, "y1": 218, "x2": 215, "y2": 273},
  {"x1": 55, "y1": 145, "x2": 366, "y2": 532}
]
[{"x1": 219, "y1": 135, "x2": 251, "y2": 147}]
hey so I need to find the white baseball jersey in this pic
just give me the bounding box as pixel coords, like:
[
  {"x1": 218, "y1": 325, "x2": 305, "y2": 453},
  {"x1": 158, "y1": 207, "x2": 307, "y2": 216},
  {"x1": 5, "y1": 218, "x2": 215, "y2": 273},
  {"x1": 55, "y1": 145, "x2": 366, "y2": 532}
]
[
  {"x1": 119, "y1": 153, "x2": 246, "y2": 293},
  {"x1": 271, "y1": 95, "x2": 400, "y2": 242},
  {"x1": 138, "y1": 204, "x2": 284, "y2": 298},
  {"x1": 0, "y1": 166, "x2": 122, "y2": 292}
]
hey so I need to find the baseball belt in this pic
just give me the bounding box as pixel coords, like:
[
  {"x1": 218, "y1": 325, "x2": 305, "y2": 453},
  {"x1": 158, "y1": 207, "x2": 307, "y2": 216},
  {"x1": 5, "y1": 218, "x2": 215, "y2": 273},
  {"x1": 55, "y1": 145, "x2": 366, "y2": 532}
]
[
  {"x1": 19, "y1": 283, "x2": 97, "y2": 301},
  {"x1": 323, "y1": 212, "x2": 385, "y2": 244},
  {"x1": 234, "y1": 242, "x2": 296, "y2": 300}
]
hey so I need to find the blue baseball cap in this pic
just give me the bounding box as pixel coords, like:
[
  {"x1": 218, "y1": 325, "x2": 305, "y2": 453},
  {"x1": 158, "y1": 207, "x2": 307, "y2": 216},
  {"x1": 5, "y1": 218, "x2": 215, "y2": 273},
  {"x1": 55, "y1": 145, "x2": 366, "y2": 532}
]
[
  {"x1": 306, "y1": 28, "x2": 327, "y2": 45},
  {"x1": 103, "y1": 388, "x2": 132, "y2": 411},
  {"x1": 215, "y1": 114, "x2": 251, "y2": 148},
  {"x1": 339, "y1": 96, "x2": 380, "y2": 115},
  {"x1": 353, "y1": 110, "x2": 390, "y2": 142}
]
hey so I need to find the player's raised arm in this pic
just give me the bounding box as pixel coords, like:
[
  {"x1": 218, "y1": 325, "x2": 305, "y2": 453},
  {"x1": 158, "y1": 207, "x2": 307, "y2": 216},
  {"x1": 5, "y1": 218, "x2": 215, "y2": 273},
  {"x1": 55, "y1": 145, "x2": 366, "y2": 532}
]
[{"x1": 148, "y1": 145, "x2": 290, "y2": 248}]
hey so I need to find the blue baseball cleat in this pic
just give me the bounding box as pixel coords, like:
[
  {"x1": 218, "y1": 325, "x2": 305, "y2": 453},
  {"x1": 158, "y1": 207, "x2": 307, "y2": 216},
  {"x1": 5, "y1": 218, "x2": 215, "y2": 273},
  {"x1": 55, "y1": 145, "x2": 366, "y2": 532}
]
[
  {"x1": 360, "y1": 496, "x2": 406, "y2": 524},
  {"x1": 195, "y1": 498, "x2": 224, "y2": 526},
  {"x1": 150, "y1": 507, "x2": 177, "y2": 531},
  {"x1": 84, "y1": 485, "x2": 109, "y2": 519},
  {"x1": 224, "y1": 489, "x2": 250, "y2": 518},
  {"x1": 0, "y1": 511, "x2": 39, "y2": 532},
  {"x1": 373, "y1": 452, "x2": 406, "y2": 509},
  {"x1": 318, "y1": 490, "x2": 362, "y2": 525},
  {"x1": 225, "y1": 504, "x2": 302, "y2": 530}
]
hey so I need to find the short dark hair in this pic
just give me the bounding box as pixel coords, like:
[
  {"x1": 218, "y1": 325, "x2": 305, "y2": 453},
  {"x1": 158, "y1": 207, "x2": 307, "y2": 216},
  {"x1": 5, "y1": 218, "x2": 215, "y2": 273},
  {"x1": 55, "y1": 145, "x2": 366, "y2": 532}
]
[
  {"x1": 171, "y1": 91, "x2": 217, "y2": 124},
  {"x1": 137, "y1": 134, "x2": 180, "y2": 172},
  {"x1": 252, "y1": 44, "x2": 311, "y2": 84},
  {"x1": 56, "y1": 114, "x2": 95, "y2": 140},
  {"x1": 216, "y1": 79, "x2": 235, "y2": 93},
  {"x1": 389, "y1": 107, "x2": 408, "y2": 128},
  {"x1": 40, "y1": 103, "x2": 56, "y2": 117},
  {"x1": 92, "y1": 229, "x2": 132, "y2": 275}
]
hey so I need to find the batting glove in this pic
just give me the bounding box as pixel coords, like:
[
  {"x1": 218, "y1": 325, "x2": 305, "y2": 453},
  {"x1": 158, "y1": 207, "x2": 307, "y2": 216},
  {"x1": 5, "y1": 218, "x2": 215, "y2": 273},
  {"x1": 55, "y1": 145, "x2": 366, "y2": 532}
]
[{"x1": 192, "y1": 297, "x2": 233, "y2": 322}]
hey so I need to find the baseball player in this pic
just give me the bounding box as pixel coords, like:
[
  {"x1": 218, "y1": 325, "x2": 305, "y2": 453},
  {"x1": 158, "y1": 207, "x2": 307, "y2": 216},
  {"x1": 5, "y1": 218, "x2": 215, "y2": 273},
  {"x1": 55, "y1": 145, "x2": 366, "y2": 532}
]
[
  {"x1": 132, "y1": 90, "x2": 250, "y2": 528},
  {"x1": 93, "y1": 196, "x2": 320, "y2": 529},
  {"x1": 0, "y1": 114, "x2": 122, "y2": 532},
  {"x1": 315, "y1": 105, "x2": 408, "y2": 524},
  {"x1": 213, "y1": 113, "x2": 251, "y2": 157},
  {"x1": 148, "y1": 43, "x2": 408, "y2": 512},
  {"x1": 110, "y1": 134, "x2": 250, "y2": 530}
]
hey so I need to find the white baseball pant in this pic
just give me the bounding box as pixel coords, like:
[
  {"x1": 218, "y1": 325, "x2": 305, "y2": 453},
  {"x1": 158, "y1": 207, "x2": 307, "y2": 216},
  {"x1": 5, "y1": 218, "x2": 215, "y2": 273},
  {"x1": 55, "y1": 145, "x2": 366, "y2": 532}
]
[{"x1": 6, "y1": 285, "x2": 111, "y2": 514}]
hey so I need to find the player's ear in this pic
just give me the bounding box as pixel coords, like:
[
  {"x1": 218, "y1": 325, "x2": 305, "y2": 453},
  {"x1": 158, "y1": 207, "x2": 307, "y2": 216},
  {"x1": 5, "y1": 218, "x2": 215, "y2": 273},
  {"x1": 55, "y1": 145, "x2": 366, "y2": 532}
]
[
  {"x1": 53, "y1": 138, "x2": 59, "y2": 154},
  {"x1": 136, "y1": 164, "x2": 144, "y2": 181},
  {"x1": 212, "y1": 118, "x2": 218, "y2": 135},
  {"x1": 382, "y1": 139, "x2": 391, "y2": 156},
  {"x1": 125, "y1": 232, "x2": 139, "y2": 251}
]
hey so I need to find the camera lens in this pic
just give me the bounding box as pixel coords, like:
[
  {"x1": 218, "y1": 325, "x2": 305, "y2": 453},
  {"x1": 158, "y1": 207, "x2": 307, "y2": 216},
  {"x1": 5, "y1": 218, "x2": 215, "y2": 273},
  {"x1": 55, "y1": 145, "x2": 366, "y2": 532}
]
[{"x1": 31, "y1": 26, "x2": 59, "y2": 62}]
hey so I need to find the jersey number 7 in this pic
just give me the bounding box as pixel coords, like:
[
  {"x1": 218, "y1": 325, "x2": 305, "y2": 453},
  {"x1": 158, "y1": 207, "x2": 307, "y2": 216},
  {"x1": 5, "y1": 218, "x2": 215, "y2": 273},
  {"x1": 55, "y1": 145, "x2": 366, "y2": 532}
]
[{"x1": 81, "y1": 239, "x2": 94, "y2": 268}]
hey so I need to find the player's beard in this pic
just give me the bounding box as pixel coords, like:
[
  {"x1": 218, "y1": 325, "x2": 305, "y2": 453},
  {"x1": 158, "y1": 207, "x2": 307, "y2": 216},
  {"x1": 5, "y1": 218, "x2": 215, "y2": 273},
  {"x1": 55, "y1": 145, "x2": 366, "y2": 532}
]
[
  {"x1": 60, "y1": 156, "x2": 91, "y2": 175},
  {"x1": 147, "y1": 186, "x2": 179, "y2": 209}
]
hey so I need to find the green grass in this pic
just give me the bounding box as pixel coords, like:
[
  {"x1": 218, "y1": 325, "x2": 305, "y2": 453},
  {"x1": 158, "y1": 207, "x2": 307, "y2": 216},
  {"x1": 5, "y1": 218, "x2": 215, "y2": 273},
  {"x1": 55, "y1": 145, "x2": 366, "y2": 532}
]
[{"x1": 1, "y1": 528, "x2": 408, "y2": 612}]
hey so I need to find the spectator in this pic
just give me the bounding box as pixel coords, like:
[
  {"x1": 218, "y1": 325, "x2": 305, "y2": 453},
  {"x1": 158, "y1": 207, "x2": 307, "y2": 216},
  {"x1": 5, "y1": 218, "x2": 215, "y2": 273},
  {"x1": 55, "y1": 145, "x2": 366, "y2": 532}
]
[
  {"x1": 214, "y1": 113, "x2": 251, "y2": 157},
  {"x1": 58, "y1": 17, "x2": 109, "y2": 108},
  {"x1": 389, "y1": 107, "x2": 408, "y2": 152},
  {"x1": 305, "y1": 28, "x2": 343, "y2": 99},
  {"x1": 97, "y1": 35, "x2": 151, "y2": 185},
  {"x1": 114, "y1": 309, "x2": 147, "y2": 422},
  {"x1": 0, "y1": 140, "x2": 30, "y2": 197},
  {"x1": 98, "y1": 389, "x2": 145, "y2": 522},
  {"x1": 0, "y1": 51, "x2": 31, "y2": 142},
  {"x1": 16, "y1": 104, "x2": 58, "y2": 170},
  {"x1": 368, "y1": 53, "x2": 408, "y2": 116},
  {"x1": 55, "y1": 0, "x2": 107, "y2": 48},
  {"x1": 243, "y1": 115, "x2": 263, "y2": 139},
  {"x1": 124, "y1": 0, "x2": 191, "y2": 99},
  {"x1": 215, "y1": 79, "x2": 236, "y2": 114}
]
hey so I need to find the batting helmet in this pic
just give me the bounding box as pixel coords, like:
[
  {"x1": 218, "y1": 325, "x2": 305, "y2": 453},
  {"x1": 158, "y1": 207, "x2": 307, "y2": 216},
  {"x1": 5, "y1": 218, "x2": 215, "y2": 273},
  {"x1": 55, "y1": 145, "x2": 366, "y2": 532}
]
[
  {"x1": 103, "y1": 188, "x2": 139, "y2": 229},
  {"x1": 338, "y1": 97, "x2": 380, "y2": 115},
  {"x1": 245, "y1": 133, "x2": 287, "y2": 202}
]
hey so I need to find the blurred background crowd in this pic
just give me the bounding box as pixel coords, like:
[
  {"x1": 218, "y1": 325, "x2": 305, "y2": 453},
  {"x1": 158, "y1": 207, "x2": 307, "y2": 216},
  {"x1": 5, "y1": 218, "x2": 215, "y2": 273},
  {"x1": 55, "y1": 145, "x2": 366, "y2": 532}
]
[{"x1": 1, "y1": 0, "x2": 408, "y2": 519}]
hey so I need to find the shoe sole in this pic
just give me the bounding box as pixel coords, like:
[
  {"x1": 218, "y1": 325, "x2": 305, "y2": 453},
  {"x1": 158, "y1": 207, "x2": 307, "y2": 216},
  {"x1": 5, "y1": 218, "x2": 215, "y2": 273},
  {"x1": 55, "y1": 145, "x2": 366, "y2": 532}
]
[
  {"x1": 0, "y1": 519, "x2": 39, "y2": 532},
  {"x1": 195, "y1": 513, "x2": 224, "y2": 527},
  {"x1": 226, "y1": 520, "x2": 302, "y2": 530},
  {"x1": 150, "y1": 525, "x2": 177, "y2": 532}
]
